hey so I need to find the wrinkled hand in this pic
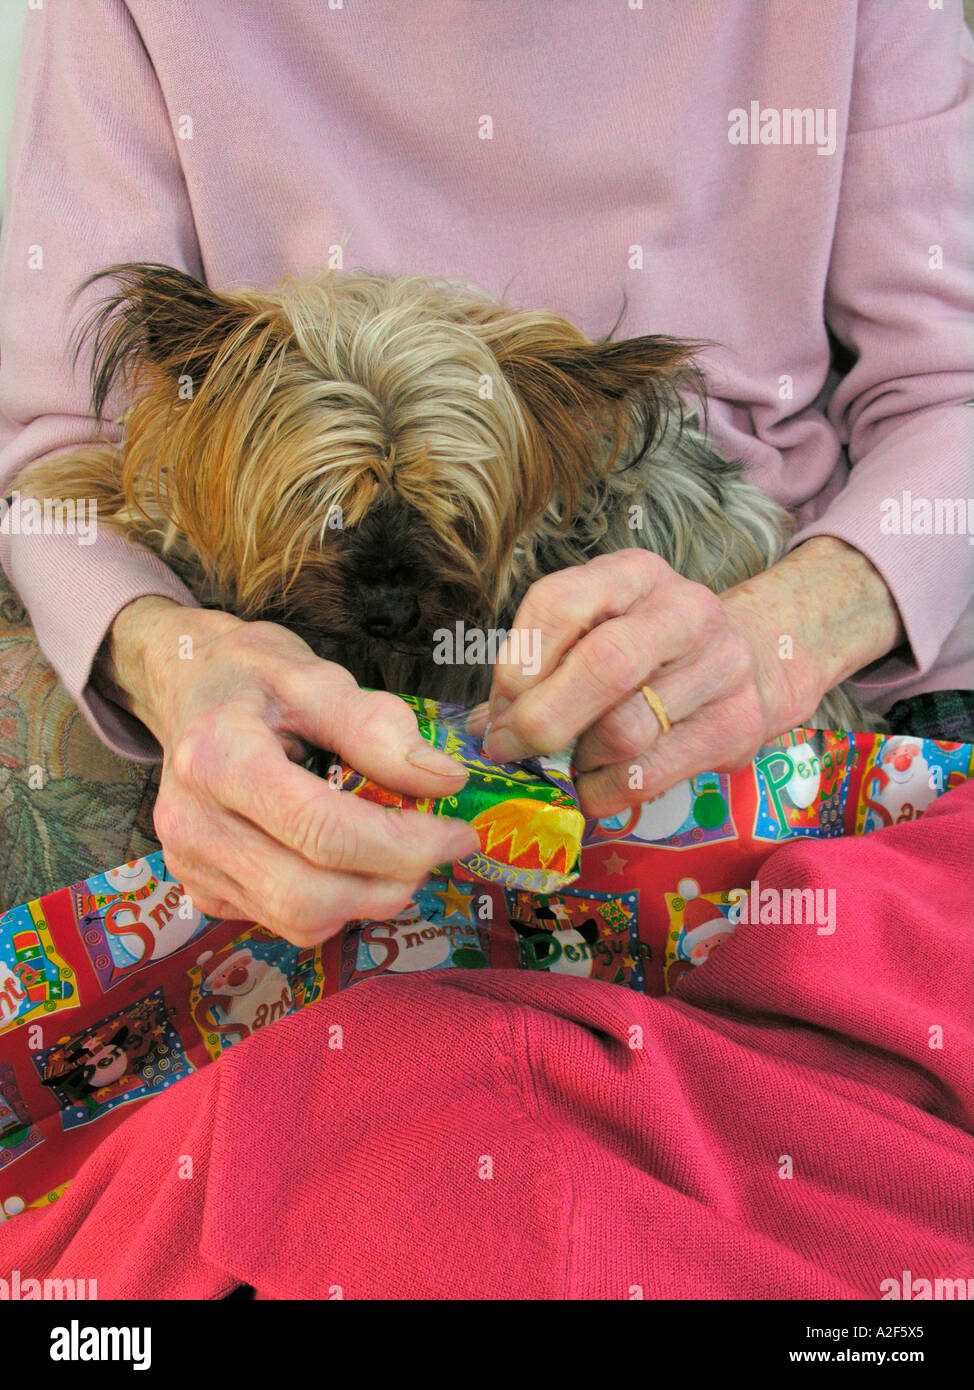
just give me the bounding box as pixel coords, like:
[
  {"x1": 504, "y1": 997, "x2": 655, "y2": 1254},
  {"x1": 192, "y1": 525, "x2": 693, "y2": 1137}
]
[
  {"x1": 105, "y1": 599, "x2": 480, "y2": 944},
  {"x1": 471, "y1": 550, "x2": 829, "y2": 819}
]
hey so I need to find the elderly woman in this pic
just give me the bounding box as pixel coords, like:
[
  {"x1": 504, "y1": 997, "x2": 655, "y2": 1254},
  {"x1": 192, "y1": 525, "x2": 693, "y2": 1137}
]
[{"x1": 1, "y1": 0, "x2": 970, "y2": 947}]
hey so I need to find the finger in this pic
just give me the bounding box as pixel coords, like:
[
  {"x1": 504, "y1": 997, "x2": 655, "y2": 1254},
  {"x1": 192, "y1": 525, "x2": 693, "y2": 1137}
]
[
  {"x1": 484, "y1": 600, "x2": 699, "y2": 764},
  {"x1": 465, "y1": 702, "x2": 490, "y2": 738},
  {"x1": 571, "y1": 687, "x2": 672, "y2": 773},
  {"x1": 176, "y1": 858, "x2": 425, "y2": 949},
  {"x1": 573, "y1": 636, "x2": 749, "y2": 771},
  {"x1": 575, "y1": 695, "x2": 765, "y2": 819},
  {"x1": 486, "y1": 550, "x2": 669, "y2": 716},
  {"x1": 166, "y1": 805, "x2": 431, "y2": 947},
  {"x1": 182, "y1": 716, "x2": 480, "y2": 876},
  {"x1": 276, "y1": 673, "x2": 471, "y2": 796}
]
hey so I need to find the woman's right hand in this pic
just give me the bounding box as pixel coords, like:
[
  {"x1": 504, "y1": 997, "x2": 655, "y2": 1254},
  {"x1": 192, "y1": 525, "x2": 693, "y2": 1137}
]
[{"x1": 101, "y1": 597, "x2": 480, "y2": 945}]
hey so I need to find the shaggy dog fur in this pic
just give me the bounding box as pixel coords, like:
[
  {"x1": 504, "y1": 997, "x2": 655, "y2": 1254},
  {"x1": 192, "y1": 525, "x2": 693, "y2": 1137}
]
[{"x1": 17, "y1": 263, "x2": 881, "y2": 732}]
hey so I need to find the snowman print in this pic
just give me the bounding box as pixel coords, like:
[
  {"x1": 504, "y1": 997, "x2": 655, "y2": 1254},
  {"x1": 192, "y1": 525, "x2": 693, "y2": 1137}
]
[
  {"x1": 360, "y1": 901, "x2": 453, "y2": 973},
  {"x1": 99, "y1": 859, "x2": 208, "y2": 967}
]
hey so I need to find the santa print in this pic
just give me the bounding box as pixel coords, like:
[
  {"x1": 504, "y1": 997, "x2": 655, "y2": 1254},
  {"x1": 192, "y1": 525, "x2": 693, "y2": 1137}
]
[{"x1": 679, "y1": 890, "x2": 737, "y2": 966}]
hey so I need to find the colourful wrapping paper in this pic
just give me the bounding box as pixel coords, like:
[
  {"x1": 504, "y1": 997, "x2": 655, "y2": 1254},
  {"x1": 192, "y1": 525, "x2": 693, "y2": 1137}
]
[
  {"x1": 322, "y1": 694, "x2": 585, "y2": 893},
  {"x1": 1, "y1": 711, "x2": 971, "y2": 1221}
]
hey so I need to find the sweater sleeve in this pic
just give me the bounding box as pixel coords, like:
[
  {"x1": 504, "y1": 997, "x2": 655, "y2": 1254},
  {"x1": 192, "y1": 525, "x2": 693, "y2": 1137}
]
[
  {"x1": 789, "y1": 0, "x2": 974, "y2": 694},
  {"x1": 0, "y1": 0, "x2": 202, "y2": 764}
]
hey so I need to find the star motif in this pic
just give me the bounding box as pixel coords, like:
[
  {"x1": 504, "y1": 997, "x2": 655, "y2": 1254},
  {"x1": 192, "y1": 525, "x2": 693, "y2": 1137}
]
[
  {"x1": 622, "y1": 955, "x2": 636, "y2": 970},
  {"x1": 602, "y1": 851, "x2": 628, "y2": 875},
  {"x1": 430, "y1": 879, "x2": 473, "y2": 922}
]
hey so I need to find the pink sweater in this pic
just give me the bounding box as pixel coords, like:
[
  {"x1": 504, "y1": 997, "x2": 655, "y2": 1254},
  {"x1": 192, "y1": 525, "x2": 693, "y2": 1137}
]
[{"x1": 1, "y1": 0, "x2": 972, "y2": 762}]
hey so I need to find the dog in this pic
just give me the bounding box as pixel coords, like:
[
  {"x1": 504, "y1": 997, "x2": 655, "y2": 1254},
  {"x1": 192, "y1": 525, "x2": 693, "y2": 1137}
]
[{"x1": 17, "y1": 262, "x2": 882, "y2": 733}]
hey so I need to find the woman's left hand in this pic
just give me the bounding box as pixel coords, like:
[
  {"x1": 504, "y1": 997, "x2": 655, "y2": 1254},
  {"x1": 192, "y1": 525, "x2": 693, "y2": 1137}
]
[{"x1": 469, "y1": 542, "x2": 902, "y2": 819}]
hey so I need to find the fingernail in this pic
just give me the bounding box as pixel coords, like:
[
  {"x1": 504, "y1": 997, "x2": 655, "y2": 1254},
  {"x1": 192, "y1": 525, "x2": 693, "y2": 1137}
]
[
  {"x1": 488, "y1": 696, "x2": 512, "y2": 723},
  {"x1": 446, "y1": 826, "x2": 481, "y2": 859},
  {"x1": 465, "y1": 701, "x2": 489, "y2": 734},
  {"x1": 406, "y1": 743, "x2": 468, "y2": 778},
  {"x1": 484, "y1": 725, "x2": 530, "y2": 765}
]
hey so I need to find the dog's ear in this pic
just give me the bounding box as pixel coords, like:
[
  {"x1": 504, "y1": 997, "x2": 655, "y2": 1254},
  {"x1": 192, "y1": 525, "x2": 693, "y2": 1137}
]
[
  {"x1": 480, "y1": 314, "x2": 706, "y2": 510},
  {"x1": 70, "y1": 262, "x2": 256, "y2": 419}
]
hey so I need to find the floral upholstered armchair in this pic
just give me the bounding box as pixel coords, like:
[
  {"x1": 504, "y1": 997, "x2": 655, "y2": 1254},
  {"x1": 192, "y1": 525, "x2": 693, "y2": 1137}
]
[{"x1": 0, "y1": 569, "x2": 162, "y2": 912}]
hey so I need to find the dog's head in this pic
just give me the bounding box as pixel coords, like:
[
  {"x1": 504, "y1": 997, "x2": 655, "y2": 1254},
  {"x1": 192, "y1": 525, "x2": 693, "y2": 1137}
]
[{"x1": 74, "y1": 263, "x2": 702, "y2": 697}]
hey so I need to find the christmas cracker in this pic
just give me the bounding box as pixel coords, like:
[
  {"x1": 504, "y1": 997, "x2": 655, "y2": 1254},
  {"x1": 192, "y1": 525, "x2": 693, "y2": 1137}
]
[{"x1": 322, "y1": 694, "x2": 585, "y2": 893}]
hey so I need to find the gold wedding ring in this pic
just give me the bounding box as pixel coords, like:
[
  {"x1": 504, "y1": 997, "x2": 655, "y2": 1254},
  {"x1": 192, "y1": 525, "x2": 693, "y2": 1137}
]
[{"x1": 640, "y1": 684, "x2": 672, "y2": 734}]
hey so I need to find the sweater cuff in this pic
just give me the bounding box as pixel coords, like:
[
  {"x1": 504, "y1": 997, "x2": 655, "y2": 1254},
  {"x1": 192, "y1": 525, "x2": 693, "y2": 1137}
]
[{"x1": 0, "y1": 526, "x2": 200, "y2": 763}]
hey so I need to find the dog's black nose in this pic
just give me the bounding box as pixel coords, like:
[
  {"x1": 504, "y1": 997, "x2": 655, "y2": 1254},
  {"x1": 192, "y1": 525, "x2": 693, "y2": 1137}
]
[{"x1": 361, "y1": 586, "x2": 420, "y2": 639}]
